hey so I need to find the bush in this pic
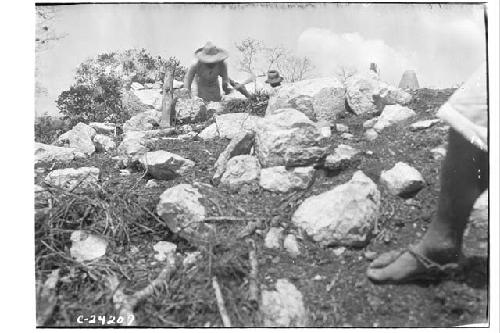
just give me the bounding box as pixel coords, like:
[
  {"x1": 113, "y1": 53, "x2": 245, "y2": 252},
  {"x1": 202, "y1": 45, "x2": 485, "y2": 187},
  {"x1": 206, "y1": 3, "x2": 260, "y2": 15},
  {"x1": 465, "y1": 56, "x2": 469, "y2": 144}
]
[
  {"x1": 222, "y1": 90, "x2": 270, "y2": 116},
  {"x1": 35, "y1": 115, "x2": 69, "y2": 144}
]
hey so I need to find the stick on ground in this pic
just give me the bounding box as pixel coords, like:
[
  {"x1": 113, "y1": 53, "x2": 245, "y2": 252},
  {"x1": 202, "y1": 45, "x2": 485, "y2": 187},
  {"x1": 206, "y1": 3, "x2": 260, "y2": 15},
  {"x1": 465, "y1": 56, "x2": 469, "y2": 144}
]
[{"x1": 212, "y1": 276, "x2": 232, "y2": 327}]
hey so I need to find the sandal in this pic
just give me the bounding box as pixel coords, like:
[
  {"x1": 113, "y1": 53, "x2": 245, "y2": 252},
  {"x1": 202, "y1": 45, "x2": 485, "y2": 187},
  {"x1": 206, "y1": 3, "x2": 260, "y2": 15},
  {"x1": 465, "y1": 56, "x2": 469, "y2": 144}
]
[{"x1": 366, "y1": 245, "x2": 462, "y2": 284}]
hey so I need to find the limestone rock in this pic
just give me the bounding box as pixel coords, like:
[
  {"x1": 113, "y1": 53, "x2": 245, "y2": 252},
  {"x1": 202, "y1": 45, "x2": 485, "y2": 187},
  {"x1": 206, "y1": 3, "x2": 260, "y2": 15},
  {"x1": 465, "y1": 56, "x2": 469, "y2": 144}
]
[
  {"x1": 380, "y1": 162, "x2": 425, "y2": 197},
  {"x1": 131, "y1": 82, "x2": 144, "y2": 90},
  {"x1": 145, "y1": 179, "x2": 160, "y2": 188},
  {"x1": 198, "y1": 123, "x2": 219, "y2": 140},
  {"x1": 363, "y1": 117, "x2": 379, "y2": 129},
  {"x1": 123, "y1": 110, "x2": 162, "y2": 132},
  {"x1": 373, "y1": 105, "x2": 416, "y2": 132},
  {"x1": 35, "y1": 143, "x2": 80, "y2": 164},
  {"x1": 254, "y1": 108, "x2": 327, "y2": 167},
  {"x1": 56, "y1": 122, "x2": 97, "y2": 155},
  {"x1": 131, "y1": 87, "x2": 162, "y2": 110},
  {"x1": 324, "y1": 144, "x2": 360, "y2": 172},
  {"x1": 139, "y1": 150, "x2": 195, "y2": 180},
  {"x1": 265, "y1": 227, "x2": 284, "y2": 249},
  {"x1": 213, "y1": 131, "x2": 255, "y2": 183},
  {"x1": 116, "y1": 131, "x2": 147, "y2": 167},
  {"x1": 93, "y1": 134, "x2": 116, "y2": 152},
  {"x1": 156, "y1": 184, "x2": 213, "y2": 243},
  {"x1": 89, "y1": 122, "x2": 116, "y2": 135},
  {"x1": 430, "y1": 146, "x2": 447, "y2": 160},
  {"x1": 44, "y1": 167, "x2": 100, "y2": 191},
  {"x1": 220, "y1": 155, "x2": 260, "y2": 189},
  {"x1": 206, "y1": 101, "x2": 224, "y2": 115},
  {"x1": 335, "y1": 123, "x2": 349, "y2": 132},
  {"x1": 70, "y1": 231, "x2": 107, "y2": 262},
  {"x1": 409, "y1": 119, "x2": 440, "y2": 131},
  {"x1": 364, "y1": 129, "x2": 378, "y2": 141},
  {"x1": 259, "y1": 166, "x2": 315, "y2": 193},
  {"x1": 266, "y1": 77, "x2": 345, "y2": 124},
  {"x1": 292, "y1": 171, "x2": 380, "y2": 247},
  {"x1": 215, "y1": 113, "x2": 260, "y2": 139},
  {"x1": 261, "y1": 279, "x2": 307, "y2": 327},
  {"x1": 341, "y1": 133, "x2": 354, "y2": 140},
  {"x1": 153, "y1": 241, "x2": 177, "y2": 262},
  {"x1": 284, "y1": 234, "x2": 301, "y2": 256},
  {"x1": 175, "y1": 97, "x2": 211, "y2": 124}
]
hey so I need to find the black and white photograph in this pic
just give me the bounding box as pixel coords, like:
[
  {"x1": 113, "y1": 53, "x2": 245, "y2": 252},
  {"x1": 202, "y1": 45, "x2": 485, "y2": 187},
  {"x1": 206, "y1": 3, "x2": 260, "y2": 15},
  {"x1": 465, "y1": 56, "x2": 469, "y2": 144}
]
[{"x1": 25, "y1": 0, "x2": 499, "y2": 329}]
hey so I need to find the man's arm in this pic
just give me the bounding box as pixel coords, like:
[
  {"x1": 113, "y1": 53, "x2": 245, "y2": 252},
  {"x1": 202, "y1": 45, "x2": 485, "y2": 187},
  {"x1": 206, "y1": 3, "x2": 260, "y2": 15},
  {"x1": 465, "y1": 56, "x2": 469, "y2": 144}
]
[
  {"x1": 220, "y1": 61, "x2": 231, "y2": 94},
  {"x1": 183, "y1": 62, "x2": 197, "y2": 93}
]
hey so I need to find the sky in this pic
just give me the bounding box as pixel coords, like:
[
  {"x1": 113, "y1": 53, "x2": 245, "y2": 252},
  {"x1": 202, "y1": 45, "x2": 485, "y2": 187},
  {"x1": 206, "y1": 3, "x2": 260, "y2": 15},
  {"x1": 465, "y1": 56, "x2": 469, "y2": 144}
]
[{"x1": 35, "y1": 2, "x2": 487, "y2": 116}]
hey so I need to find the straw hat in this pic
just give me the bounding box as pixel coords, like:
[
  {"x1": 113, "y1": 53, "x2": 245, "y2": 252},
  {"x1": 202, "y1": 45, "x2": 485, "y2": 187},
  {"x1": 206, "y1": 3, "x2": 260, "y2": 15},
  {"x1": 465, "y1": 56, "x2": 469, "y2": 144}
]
[
  {"x1": 265, "y1": 70, "x2": 283, "y2": 84},
  {"x1": 195, "y1": 41, "x2": 229, "y2": 63}
]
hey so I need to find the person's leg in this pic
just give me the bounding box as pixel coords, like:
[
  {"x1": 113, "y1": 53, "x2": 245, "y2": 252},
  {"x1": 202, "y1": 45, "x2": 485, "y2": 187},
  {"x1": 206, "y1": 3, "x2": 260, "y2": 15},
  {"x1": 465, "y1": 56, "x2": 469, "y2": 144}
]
[{"x1": 367, "y1": 129, "x2": 489, "y2": 282}]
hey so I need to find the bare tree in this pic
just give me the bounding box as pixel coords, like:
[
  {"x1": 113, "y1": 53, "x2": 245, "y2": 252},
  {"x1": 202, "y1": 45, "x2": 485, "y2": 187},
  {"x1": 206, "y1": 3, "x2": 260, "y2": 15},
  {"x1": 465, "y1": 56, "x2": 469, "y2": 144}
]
[
  {"x1": 264, "y1": 46, "x2": 287, "y2": 72},
  {"x1": 277, "y1": 55, "x2": 314, "y2": 83},
  {"x1": 235, "y1": 38, "x2": 264, "y2": 90}
]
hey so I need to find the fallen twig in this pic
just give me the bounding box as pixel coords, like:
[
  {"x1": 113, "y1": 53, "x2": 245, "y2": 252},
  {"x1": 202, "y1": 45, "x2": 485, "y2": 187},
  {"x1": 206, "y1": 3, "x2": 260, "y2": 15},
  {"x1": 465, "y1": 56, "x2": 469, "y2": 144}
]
[
  {"x1": 247, "y1": 239, "x2": 259, "y2": 304},
  {"x1": 204, "y1": 216, "x2": 264, "y2": 223},
  {"x1": 212, "y1": 276, "x2": 232, "y2": 327},
  {"x1": 108, "y1": 258, "x2": 178, "y2": 326}
]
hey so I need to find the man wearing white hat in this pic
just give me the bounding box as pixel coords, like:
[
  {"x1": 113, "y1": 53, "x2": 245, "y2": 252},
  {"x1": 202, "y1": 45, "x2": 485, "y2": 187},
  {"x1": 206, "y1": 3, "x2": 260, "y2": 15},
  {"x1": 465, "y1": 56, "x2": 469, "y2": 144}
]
[{"x1": 183, "y1": 41, "x2": 231, "y2": 102}]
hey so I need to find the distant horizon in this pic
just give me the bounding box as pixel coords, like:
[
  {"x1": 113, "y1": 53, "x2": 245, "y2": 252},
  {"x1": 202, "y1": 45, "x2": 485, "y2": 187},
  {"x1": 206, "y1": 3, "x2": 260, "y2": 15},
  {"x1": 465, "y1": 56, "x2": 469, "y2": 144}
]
[{"x1": 35, "y1": 2, "x2": 487, "y2": 116}]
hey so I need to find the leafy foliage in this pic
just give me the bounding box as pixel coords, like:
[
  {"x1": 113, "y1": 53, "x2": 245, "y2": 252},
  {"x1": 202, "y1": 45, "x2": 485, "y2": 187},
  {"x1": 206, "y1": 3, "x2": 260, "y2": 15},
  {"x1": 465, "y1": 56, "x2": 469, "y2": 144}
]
[
  {"x1": 222, "y1": 90, "x2": 270, "y2": 116},
  {"x1": 34, "y1": 115, "x2": 69, "y2": 144}
]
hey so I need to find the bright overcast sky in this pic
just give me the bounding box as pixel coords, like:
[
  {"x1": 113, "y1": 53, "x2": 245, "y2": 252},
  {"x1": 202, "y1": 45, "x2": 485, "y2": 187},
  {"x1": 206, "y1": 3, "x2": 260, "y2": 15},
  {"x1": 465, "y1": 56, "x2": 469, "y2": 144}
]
[{"x1": 36, "y1": 2, "x2": 487, "y2": 116}]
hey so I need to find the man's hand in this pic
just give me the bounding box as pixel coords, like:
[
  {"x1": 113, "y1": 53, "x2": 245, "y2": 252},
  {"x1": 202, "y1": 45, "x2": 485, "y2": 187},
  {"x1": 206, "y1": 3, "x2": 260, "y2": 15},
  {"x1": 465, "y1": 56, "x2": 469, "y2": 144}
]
[{"x1": 222, "y1": 83, "x2": 232, "y2": 95}]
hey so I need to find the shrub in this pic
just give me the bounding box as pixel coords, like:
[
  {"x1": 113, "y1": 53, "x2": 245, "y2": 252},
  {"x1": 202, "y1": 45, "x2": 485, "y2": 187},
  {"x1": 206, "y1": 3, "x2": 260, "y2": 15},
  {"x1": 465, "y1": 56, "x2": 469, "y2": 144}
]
[
  {"x1": 222, "y1": 90, "x2": 270, "y2": 116},
  {"x1": 34, "y1": 115, "x2": 69, "y2": 144}
]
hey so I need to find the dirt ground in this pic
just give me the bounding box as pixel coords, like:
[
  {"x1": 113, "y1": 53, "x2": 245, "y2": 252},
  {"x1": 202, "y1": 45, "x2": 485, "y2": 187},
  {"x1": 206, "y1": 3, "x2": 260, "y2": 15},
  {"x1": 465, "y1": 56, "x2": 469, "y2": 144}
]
[{"x1": 35, "y1": 88, "x2": 488, "y2": 327}]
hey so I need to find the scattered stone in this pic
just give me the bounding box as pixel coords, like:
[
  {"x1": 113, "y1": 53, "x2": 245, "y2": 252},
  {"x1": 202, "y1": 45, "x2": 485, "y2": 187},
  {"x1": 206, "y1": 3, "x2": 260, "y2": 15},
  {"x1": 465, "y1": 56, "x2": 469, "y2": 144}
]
[
  {"x1": 139, "y1": 151, "x2": 195, "y2": 180},
  {"x1": 380, "y1": 162, "x2": 425, "y2": 197},
  {"x1": 88, "y1": 122, "x2": 116, "y2": 135},
  {"x1": 206, "y1": 101, "x2": 223, "y2": 115},
  {"x1": 332, "y1": 247, "x2": 346, "y2": 256},
  {"x1": 145, "y1": 179, "x2": 160, "y2": 188},
  {"x1": 344, "y1": 73, "x2": 381, "y2": 115},
  {"x1": 261, "y1": 279, "x2": 307, "y2": 327},
  {"x1": 265, "y1": 227, "x2": 284, "y2": 249},
  {"x1": 220, "y1": 155, "x2": 260, "y2": 189},
  {"x1": 153, "y1": 241, "x2": 177, "y2": 262},
  {"x1": 409, "y1": 119, "x2": 440, "y2": 131},
  {"x1": 177, "y1": 131, "x2": 197, "y2": 140},
  {"x1": 131, "y1": 87, "x2": 162, "y2": 109},
  {"x1": 215, "y1": 113, "x2": 260, "y2": 139},
  {"x1": 93, "y1": 134, "x2": 116, "y2": 152},
  {"x1": 318, "y1": 125, "x2": 332, "y2": 138},
  {"x1": 119, "y1": 169, "x2": 131, "y2": 176},
  {"x1": 131, "y1": 82, "x2": 144, "y2": 90},
  {"x1": 44, "y1": 167, "x2": 100, "y2": 191},
  {"x1": 312, "y1": 274, "x2": 324, "y2": 281},
  {"x1": 335, "y1": 123, "x2": 349, "y2": 132},
  {"x1": 56, "y1": 122, "x2": 97, "y2": 155},
  {"x1": 364, "y1": 129, "x2": 378, "y2": 141},
  {"x1": 156, "y1": 184, "x2": 211, "y2": 240},
  {"x1": 35, "y1": 143, "x2": 81, "y2": 164},
  {"x1": 255, "y1": 109, "x2": 327, "y2": 167},
  {"x1": 175, "y1": 97, "x2": 211, "y2": 123},
  {"x1": 284, "y1": 234, "x2": 301, "y2": 256},
  {"x1": 259, "y1": 166, "x2": 315, "y2": 193},
  {"x1": 213, "y1": 131, "x2": 255, "y2": 184},
  {"x1": 342, "y1": 133, "x2": 355, "y2": 140},
  {"x1": 430, "y1": 146, "x2": 447, "y2": 160},
  {"x1": 116, "y1": 132, "x2": 147, "y2": 167},
  {"x1": 70, "y1": 230, "x2": 107, "y2": 262},
  {"x1": 266, "y1": 77, "x2": 346, "y2": 125},
  {"x1": 363, "y1": 117, "x2": 379, "y2": 129},
  {"x1": 183, "y1": 251, "x2": 201, "y2": 267},
  {"x1": 324, "y1": 144, "x2": 360, "y2": 172},
  {"x1": 292, "y1": 171, "x2": 381, "y2": 247},
  {"x1": 198, "y1": 123, "x2": 219, "y2": 140},
  {"x1": 123, "y1": 110, "x2": 162, "y2": 132},
  {"x1": 35, "y1": 184, "x2": 51, "y2": 208},
  {"x1": 373, "y1": 105, "x2": 416, "y2": 132},
  {"x1": 364, "y1": 251, "x2": 378, "y2": 261}
]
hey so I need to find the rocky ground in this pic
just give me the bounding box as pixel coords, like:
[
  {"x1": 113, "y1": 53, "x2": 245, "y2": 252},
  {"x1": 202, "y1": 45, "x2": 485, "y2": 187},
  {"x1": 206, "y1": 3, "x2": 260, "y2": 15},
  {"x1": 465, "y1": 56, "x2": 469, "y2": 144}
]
[{"x1": 34, "y1": 88, "x2": 488, "y2": 327}]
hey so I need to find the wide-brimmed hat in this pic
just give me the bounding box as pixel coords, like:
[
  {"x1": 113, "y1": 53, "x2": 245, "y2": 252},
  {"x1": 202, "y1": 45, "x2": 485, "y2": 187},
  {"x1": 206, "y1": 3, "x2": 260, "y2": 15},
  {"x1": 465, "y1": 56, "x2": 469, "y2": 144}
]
[
  {"x1": 195, "y1": 42, "x2": 229, "y2": 63},
  {"x1": 265, "y1": 70, "x2": 283, "y2": 84}
]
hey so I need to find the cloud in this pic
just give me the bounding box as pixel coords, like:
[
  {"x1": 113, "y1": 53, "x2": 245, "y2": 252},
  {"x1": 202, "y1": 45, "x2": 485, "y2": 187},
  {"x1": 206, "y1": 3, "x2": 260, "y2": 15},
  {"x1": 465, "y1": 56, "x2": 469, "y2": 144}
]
[{"x1": 297, "y1": 28, "x2": 415, "y2": 85}]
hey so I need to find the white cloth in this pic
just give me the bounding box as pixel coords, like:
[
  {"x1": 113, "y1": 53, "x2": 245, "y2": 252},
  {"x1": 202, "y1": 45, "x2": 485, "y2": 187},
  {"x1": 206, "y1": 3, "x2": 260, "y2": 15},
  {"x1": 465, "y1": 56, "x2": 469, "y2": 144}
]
[{"x1": 436, "y1": 62, "x2": 488, "y2": 151}]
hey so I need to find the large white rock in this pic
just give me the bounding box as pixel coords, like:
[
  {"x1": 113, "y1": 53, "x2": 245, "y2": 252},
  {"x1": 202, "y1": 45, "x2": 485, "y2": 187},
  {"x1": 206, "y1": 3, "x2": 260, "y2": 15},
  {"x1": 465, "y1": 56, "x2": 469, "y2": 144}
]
[
  {"x1": 156, "y1": 184, "x2": 212, "y2": 239},
  {"x1": 35, "y1": 143, "x2": 82, "y2": 164},
  {"x1": 56, "y1": 122, "x2": 97, "y2": 155},
  {"x1": 139, "y1": 150, "x2": 195, "y2": 180},
  {"x1": 213, "y1": 131, "x2": 255, "y2": 183},
  {"x1": 131, "y1": 87, "x2": 162, "y2": 110},
  {"x1": 284, "y1": 234, "x2": 301, "y2": 256},
  {"x1": 153, "y1": 241, "x2": 177, "y2": 262},
  {"x1": 220, "y1": 155, "x2": 260, "y2": 189},
  {"x1": 198, "y1": 123, "x2": 219, "y2": 140},
  {"x1": 123, "y1": 110, "x2": 162, "y2": 132},
  {"x1": 215, "y1": 113, "x2": 260, "y2": 139},
  {"x1": 373, "y1": 105, "x2": 416, "y2": 132},
  {"x1": 324, "y1": 144, "x2": 360, "y2": 172},
  {"x1": 380, "y1": 162, "x2": 425, "y2": 197},
  {"x1": 93, "y1": 134, "x2": 115, "y2": 152},
  {"x1": 259, "y1": 166, "x2": 315, "y2": 192},
  {"x1": 264, "y1": 227, "x2": 284, "y2": 249},
  {"x1": 266, "y1": 77, "x2": 345, "y2": 124},
  {"x1": 292, "y1": 171, "x2": 380, "y2": 247},
  {"x1": 255, "y1": 109, "x2": 327, "y2": 167},
  {"x1": 261, "y1": 279, "x2": 307, "y2": 327},
  {"x1": 175, "y1": 97, "x2": 211, "y2": 123},
  {"x1": 89, "y1": 122, "x2": 116, "y2": 135},
  {"x1": 345, "y1": 73, "x2": 412, "y2": 115},
  {"x1": 116, "y1": 131, "x2": 147, "y2": 166},
  {"x1": 70, "y1": 230, "x2": 107, "y2": 262},
  {"x1": 44, "y1": 167, "x2": 100, "y2": 191}
]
